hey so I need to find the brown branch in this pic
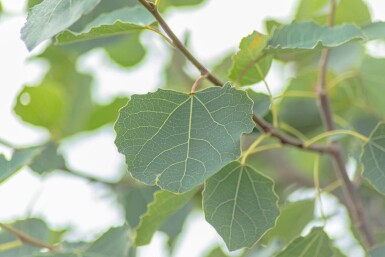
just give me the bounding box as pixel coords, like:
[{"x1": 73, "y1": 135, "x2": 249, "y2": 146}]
[
  {"x1": 315, "y1": 0, "x2": 375, "y2": 247},
  {"x1": 0, "y1": 223, "x2": 58, "y2": 252}
]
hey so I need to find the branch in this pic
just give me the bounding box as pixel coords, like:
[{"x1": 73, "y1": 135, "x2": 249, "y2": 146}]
[
  {"x1": 137, "y1": 0, "x2": 330, "y2": 155},
  {"x1": 315, "y1": 0, "x2": 375, "y2": 247},
  {"x1": 0, "y1": 223, "x2": 58, "y2": 252}
]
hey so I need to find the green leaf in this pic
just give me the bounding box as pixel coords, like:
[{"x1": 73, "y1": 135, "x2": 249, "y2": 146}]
[
  {"x1": 27, "y1": 0, "x2": 44, "y2": 9},
  {"x1": 262, "y1": 200, "x2": 314, "y2": 244},
  {"x1": 334, "y1": 0, "x2": 371, "y2": 26},
  {"x1": 85, "y1": 97, "x2": 128, "y2": 131},
  {"x1": 0, "y1": 218, "x2": 64, "y2": 257},
  {"x1": 294, "y1": 0, "x2": 328, "y2": 21},
  {"x1": 229, "y1": 31, "x2": 272, "y2": 86},
  {"x1": 203, "y1": 161, "x2": 279, "y2": 251},
  {"x1": 204, "y1": 247, "x2": 229, "y2": 257},
  {"x1": 267, "y1": 22, "x2": 365, "y2": 50},
  {"x1": 21, "y1": 0, "x2": 102, "y2": 50},
  {"x1": 104, "y1": 34, "x2": 146, "y2": 68},
  {"x1": 29, "y1": 143, "x2": 66, "y2": 174},
  {"x1": 134, "y1": 189, "x2": 197, "y2": 246},
  {"x1": 246, "y1": 90, "x2": 270, "y2": 117},
  {"x1": 56, "y1": 6, "x2": 155, "y2": 44},
  {"x1": 114, "y1": 83, "x2": 255, "y2": 193},
  {"x1": 275, "y1": 228, "x2": 334, "y2": 257},
  {"x1": 361, "y1": 122, "x2": 385, "y2": 195},
  {"x1": 362, "y1": 22, "x2": 385, "y2": 40},
  {"x1": 0, "y1": 147, "x2": 42, "y2": 183}
]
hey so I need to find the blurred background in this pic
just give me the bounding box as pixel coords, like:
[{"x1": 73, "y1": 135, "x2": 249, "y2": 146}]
[{"x1": 1, "y1": 0, "x2": 385, "y2": 256}]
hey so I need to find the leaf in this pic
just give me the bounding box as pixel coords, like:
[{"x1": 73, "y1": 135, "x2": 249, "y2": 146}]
[
  {"x1": 134, "y1": 189, "x2": 197, "y2": 246},
  {"x1": 334, "y1": 0, "x2": 371, "y2": 26},
  {"x1": 0, "y1": 218, "x2": 65, "y2": 257},
  {"x1": 267, "y1": 22, "x2": 365, "y2": 50},
  {"x1": 229, "y1": 31, "x2": 272, "y2": 86},
  {"x1": 56, "y1": 6, "x2": 155, "y2": 44},
  {"x1": 203, "y1": 161, "x2": 279, "y2": 251},
  {"x1": 114, "y1": 83, "x2": 255, "y2": 193},
  {"x1": 0, "y1": 147, "x2": 42, "y2": 183},
  {"x1": 294, "y1": 0, "x2": 328, "y2": 21},
  {"x1": 21, "y1": 0, "x2": 102, "y2": 50},
  {"x1": 104, "y1": 34, "x2": 146, "y2": 68},
  {"x1": 362, "y1": 22, "x2": 385, "y2": 40},
  {"x1": 34, "y1": 227, "x2": 130, "y2": 257},
  {"x1": 361, "y1": 122, "x2": 385, "y2": 195},
  {"x1": 29, "y1": 143, "x2": 66, "y2": 174},
  {"x1": 262, "y1": 200, "x2": 314, "y2": 244},
  {"x1": 275, "y1": 228, "x2": 334, "y2": 257},
  {"x1": 246, "y1": 90, "x2": 270, "y2": 117},
  {"x1": 204, "y1": 247, "x2": 229, "y2": 257}
]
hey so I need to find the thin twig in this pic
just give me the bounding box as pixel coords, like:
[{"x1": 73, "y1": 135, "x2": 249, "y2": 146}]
[
  {"x1": 315, "y1": 0, "x2": 375, "y2": 247},
  {"x1": 0, "y1": 223, "x2": 58, "y2": 252},
  {"x1": 136, "y1": 0, "x2": 331, "y2": 156}
]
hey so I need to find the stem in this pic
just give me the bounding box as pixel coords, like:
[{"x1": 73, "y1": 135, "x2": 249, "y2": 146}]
[
  {"x1": 279, "y1": 122, "x2": 309, "y2": 142},
  {"x1": 138, "y1": 0, "x2": 223, "y2": 87},
  {"x1": 255, "y1": 64, "x2": 278, "y2": 127},
  {"x1": 0, "y1": 223, "x2": 58, "y2": 251},
  {"x1": 313, "y1": 155, "x2": 327, "y2": 225},
  {"x1": 240, "y1": 133, "x2": 269, "y2": 165},
  {"x1": 190, "y1": 74, "x2": 207, "y2": 94},
  {"x1": 137, "y1": 0, "x2": 331, "y2": 156},
  {"x1": 246, "y1": 143, "x2": 282, "y2": 155},
  {"x1": 0, "y1": 240, "x2": 23, "y2": 251},
  {"x1": 305, "y1": 130, "x2": 369, "y2": 147},
  {"x1": 314, "y1": 0, "x2": 375, "y2": 247}
]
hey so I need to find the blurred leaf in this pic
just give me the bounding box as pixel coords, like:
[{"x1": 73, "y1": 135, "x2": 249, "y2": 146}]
[
  {"x1": 203, "y1": 161, "x2": 279, "y2": 251},
  {"x1": 0, "y1": 147, "x2": 42, "y2": 183},
  {"x1": 362, "y1": 22, "x2": 385, "y2": 40},
  {"x1": 29, "y1": 142, "x2": 66, "y2": 174},
  {"x1": 334, "y1": 0, "x2": 371, "y2": 26},
  {"x1": 0, "y1": 218, "x2": 64, "y2": 257},
  {"x1": 104, "y1": 34, "x2": 146, "y2": 67},
  {"x1": 114, "y1": 84, "x2": 255, "y2": 193},
  {"x1": 204, "y1": 247, "x2": 229, "y2": 257},
  {"x1": 262, "y1": 200, "x2": 314, "y2": 244},
  {"x1": 159, "y1": 202, "x2": 191, "y2": 238},
  {"x1": 275, "y1": 228, "x2": 333, "y2": 257},
  {"x1": 119, "y1": 185, "x2": 157, "y2": 228},
  {"x1": 27, "y1": 0, "x2": 44, "y2": 9},
  {"x1": 56, "y1": 6, "x2": 155, "y2": 44},
  {"x1": 85, "y1": 97, "x2": 128, "y2": 131},
  {"x1": 361, "y1": 122, "x2": 385, "y2": 195},
  {"x1": 267, "y1": 22, "x2": 364, "y2": 50},
  {"x1": 134, "y1": 189, "x2": 197, "y2": 246},
  {"x1": 278, "y1": 71, "x2": 322, "y2": 134},
  {"x1": 246, "y1": 90, "x2": 270, "y2": 117},
  {"x1": 21, "y1": 0, "x2": 102, "y2": 50},
  {"x1": 294, "y1": 0, "x2": 328, "y2": 21},
  {"x1": 34, "y1": 227, "x2": 130, "y2": 257},
  {"x1": 158, "y1": 0, "x2": 204, "y2": 10},
  {"x1": 229, "y1": 31, "x2": 272, "y2": 86}
]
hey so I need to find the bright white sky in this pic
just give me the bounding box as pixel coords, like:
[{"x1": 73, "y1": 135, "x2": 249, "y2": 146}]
[{"x1": 1, "y1": 1, "x2": 385, "y2": 256}]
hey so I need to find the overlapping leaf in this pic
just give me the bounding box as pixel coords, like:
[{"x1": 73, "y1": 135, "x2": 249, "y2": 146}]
[
  {"x1": 229, "y1": 31, "x2": 272, "y2": 86},
  {"x1": 56, "y1": 6, "x2": 155, "y2": 44},
  {"x1": 362, "y1": 22, "x2": 385, "y2": 40},
  {"x1": 134, "y1": 189, "x2": 196, "y2": 246},
  {"x1": 203, "y1": 161, "x2": 279, "y2": 251},
  {"x1": 21, "y1": 0, "x2": 101, "y2": 50},
  {"x1": 114, "y1": 84, "x2": 255, "y2": 193},
  {"x1": 262, "y1": 200, "x2": 314, "y2": 244},
  {"x1": 0, "y1": 147, "x2": 42, "y2": 183},
  {"x1": 275, "y1": 228, "x2": 333, "y2": 257},
  {"x1": 267, "y1": 22, "x2": 365, "y2": 50},
  {"x1": 361, "y1": 123, "x2": 385, "y2": 195}
]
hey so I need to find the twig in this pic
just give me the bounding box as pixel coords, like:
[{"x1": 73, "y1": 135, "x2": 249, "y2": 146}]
[
  {"x1": 0, "y1": 223, "x2": 58, "y2": 252},
  {"x1": 137, "y1": 0, "x2": 331, "y2": 155},
  {"x1": 315, "y1": 0, "x2": 375, "y2": 247}
]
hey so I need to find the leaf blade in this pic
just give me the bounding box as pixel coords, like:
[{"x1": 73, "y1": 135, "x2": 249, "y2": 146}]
[{"x1": 203, "y1": 161, "x2": 279, "y2": 251}]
